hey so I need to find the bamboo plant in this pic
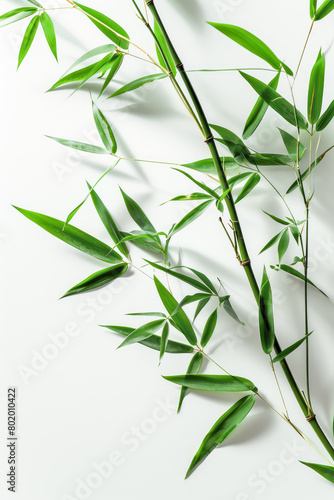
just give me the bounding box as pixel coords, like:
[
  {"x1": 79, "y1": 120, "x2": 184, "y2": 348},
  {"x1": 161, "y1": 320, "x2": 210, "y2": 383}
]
[{"x1": 3, "y1": 0, "x2": 334, "y2": 484}]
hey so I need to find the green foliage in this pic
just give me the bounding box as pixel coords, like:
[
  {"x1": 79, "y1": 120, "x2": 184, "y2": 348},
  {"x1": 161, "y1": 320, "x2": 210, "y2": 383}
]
[
  {"x1": 259, "y1": 267, "x2": 275, "y2": 354},
  {"x1": 18, "y1": 14, "x2": 39, "y2": 68}
]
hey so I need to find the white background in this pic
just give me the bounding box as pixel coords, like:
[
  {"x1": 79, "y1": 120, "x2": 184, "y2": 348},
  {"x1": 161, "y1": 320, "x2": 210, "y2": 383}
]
[{"x1": 1, "y1": 0, "x2": 334, "y2": 499}]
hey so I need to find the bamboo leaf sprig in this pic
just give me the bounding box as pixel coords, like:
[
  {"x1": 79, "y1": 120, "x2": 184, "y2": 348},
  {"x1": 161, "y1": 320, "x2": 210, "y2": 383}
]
[{"x1": 3, "y1": 0, "x2": 334, "y2": 486}]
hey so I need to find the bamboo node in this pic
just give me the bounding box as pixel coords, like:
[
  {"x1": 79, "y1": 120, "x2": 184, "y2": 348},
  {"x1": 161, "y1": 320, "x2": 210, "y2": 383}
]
[
  {"x1": 240, "y1": 260, "x2": 250, "y2": 266},
  {"x1": 144, "y1": 22, "x2": 149, "y2": 26},
  {"x1": 176, "y1": 62, "x2": 184, "y2": 69},
  {"x1": 204, "y1": 136, "x2": 214, "y2": 143},
  {"x1": 306, "y1": 414, "x2": 316, "y2": 422},
  {"x1": 146, "y1": 0, "x2": 154, "y2": 5}
]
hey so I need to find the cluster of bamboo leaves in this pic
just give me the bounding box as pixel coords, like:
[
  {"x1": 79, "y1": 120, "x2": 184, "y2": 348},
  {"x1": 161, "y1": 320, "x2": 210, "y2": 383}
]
[{"x1": 3, "y1": 0, "x2": 334, "y2": 483}]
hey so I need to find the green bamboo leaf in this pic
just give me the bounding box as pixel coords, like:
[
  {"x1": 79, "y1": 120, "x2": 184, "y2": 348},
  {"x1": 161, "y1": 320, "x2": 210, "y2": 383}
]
[
  {"x1": 120, "y1": 231, "x2": 163, "y2": 254},
  {"x1": 109, "y1": 73, "x2": 168, "y2": 98},
  {"x1": 103, "y1": 325, "x2": 194, "y2": 353},
  {"x1": 300, "y1": 462, "x2": 334, "y2": 483},
  {"x1": 178, "y1": 352, "x2": 203, "y2": 413},
  {"x1": 289, "y1": 225, "x2": 300, "y2": 244},
  {"x1": 239, "y1": 72, "x2": 308, "y2": 129},
  {"x1": 92, "y1": 101, "x2": 117, "y2": 154},
  {"x1": 40, "y1": 12, "x2": 57, "y2": 61},
  {"x1": 173, "y1": 293, "x2": 212, "y2": 315},
  {"x1": 64, "y1": 165, "x2": 116, "y2": 225},
  {"x1": 88, "y1": 184, "x2": 129, "y2": 258},
  {"x1": 272, "y1": 264, "x2": 328, "y2": 297},
  {"x1": 310, "y1": 0, "x2": 318, "y2": 17},
  {"x1": 18, "y1": 15, "x2": 39, "y2": 69},
  {"x1": 0, "y1": 7, "x2": 37, "y2": 28},
  {"x1": 259, "y1": 232, "x2": 283, "y2": 255},
  {"x1": 164, "y1": 374, "x2": 257, "y2": 392},
  {"x1": 173, "y1": 168, "x2": 219, "y2": 199},
  {"x1": 186, "y1": 395, "x2": 255, "y2": 478},
  {"x1": 154, "y1": 19, "x2": 176, "y2": 76},
  {"x1": 154, "y1": 276, "x2": 198, "y2": 345},
  {"x1": 235, "y1": 173, "x2": 260, "y2": 203},
  {"x1": 286, "y1": 154, "x2": 325, "y2": 194},
  {"x1": 210, "y1": 124, "x2": 252, "y2": 163},
  {"x1": 272, "y1": 332, "x2": 313, "y2": 363},
  {"x1": 120, "y1": 189, "x2": 160, "y2": 241},
  {"x1": 194, "y1": 297, "x2": 211, "y2": 320},
  {"x1": 228, "y1": 172, "x2": 253, "y2": 188},
  {"x1": 278, "y1": 129, "x2": 306, "y2": 162},
  {"x1": 208, "y1": 23, "x2": 292, "y2": 75},
  {"x1": 316, "y1": 100, "x2": 334, "y2": 131},
  {"x1": 170, "y1": 200, "x2": 213, "y2": 237},
  {"x1": 175, "y1": 266, "x2": 217, "y2": 294},
  {"x1": 222, "y1": 300, "x2": 244, "y2": 324},
  {"x1": 278, "y1": 228, "x2": 290, "y2": 264},
  {"x1": 243, "y1": 73, "x2": 280, "y2": 139},
  {"x1": 99, "y1": 53, "x2": 123, "y2": 97},
  {"x1": 118, "y1": 319, "x2": 166, "y2": 349},
  {"x1": 308, "y1": 50, "x2": 325, "y2": 124},
  {"x1": 127, "y1": 312, "x2": 166, "y2": 318},
  {"x1": 259, "y1": 267, "x2": 275, "y2": 354},
  {"x1": 48, "y1": 53, "x2": 114, "y2": 91},
  {"x1": 14, "y1": 207, "x2": 123, "y2": 264},
  {"x1": 159, "y1": 322, "x2": 170, "y2": 364},
  {"x1": 315, "y1": 0, "x2": 334, "y2": 20},
  {"x1": 66, "y1": 44, "x2": 116, "y2": 73},
  {"x1": 61, "y1": 264, "x2": 128, "y2": 298},
  {"x1": 201, "y1": 308, "x2": 218, "y2": 347},
  {"x1": 248, "y1": 153, "x2": 292, "y2": 166},
  {"x1": 73, "y1": 2, "x2": 129, "y2": 49},
  {"x1": 46, "y1": 136, "x2": 109, "y2": 154},
  {"x1": 182, "y1": 157, "x2": 239, "y2": 174},
  {"x1": 263, "y1": 211, "x2": 289, "y2": 226},
  {"x1": 165, "y1": 193, "x2": 213, "y2": 203}
]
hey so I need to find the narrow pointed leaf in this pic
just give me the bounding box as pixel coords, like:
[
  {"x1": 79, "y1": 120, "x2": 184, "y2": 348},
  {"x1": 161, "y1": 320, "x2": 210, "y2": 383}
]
[
  {"x1": 109, "y1": 73, "x2": 168, "y2": 98},
  {"x1": 300, "y1": 462, "x2": 334, "y2": 483},
  {"x1": 99, "y1": 53, "x2": 123, "y2": 96},
  {"x1": 316, "y1": 100, "x2": 334, "y2": 131},
  {"x1": 235, "y1": 173, "x2": 260, "y2": 203},
  {"x1": 278, "y1": 229, "x2": 290, "y2": 263},
  {"x1": 154, "y1": 20, "x2": 176, "y2": 76},
  {"x1": 175, "y1": 266, "x2": 217, "y2": 294},
  {"x1": 259, "y1": 267, "x2": 275, "y2": 354},
  {"x1": 61, "y1": 264, "x2": 128, "y2": 298},
  {"x1": 273, "y1": 264, "x2": 328, "y2": 297},
  {"x1": 159, "y1": 323, "x2": 170, "y2": 363},
  {"x1": 173, "y1": 168, "x2": 219, "y2": 199},
  {"x1": 182, "y1": 157, "x2": 239, "y2": 174},
  {"x1": 177, "y1": 352, "x2": 203, "y2": 413},
  {"x1": 103, "y1": 325, "x2": 194, "y2": 353},
  {"x1": 186, "y1": 395, "x2": 255, "y2": 478},
  {"x1": 120, "y1": 231, "x2": 163, "y2": 254},
  {"x1": 173, "y1": 293, "x2": 212, "y2": 315},
  {"x1": 0, "y1": 8, "x2": 37, "y2": 28},
  {"x1": 66, "y1": 44, "x2": 116, "y2": 73},
  {"x1": 259, "y1": 232, "x2": 282, "y2": 255},
  {"x1": 73, "y1": 2, "x2": 129, "y2": 49},
  {"x1": 243, "y1": 72, "x2": 280, "y2": 139},
  {"x1": 240, "y1": 72, "x2": 308, "y2": 129},
  {"x1": 194, "y1": 297, "x2": 211, "y2": 320},
  {"x1": 27, "y1": 0, "x2": 42, "y2": 6},
  {"x1": 14, "y1": 207, "x2": 123, "y2": 264},
  {"x1": 278, "y1": 129, "x2": 306, "y2": 162},
  {"x1": 120, "y1": 189, "x2": 161, "y2": 248},
  {"x1": 89, "y1": 184, "x2": 129, "y2": 258},
  {"x1": 273, "y1": 332, "x2": 313, "y2": 363},
  {"x1": 40, "y1": 12, "x2": 57, "y2": 61},
  {"x1": 18, "y1": 15, "x2": 39, "y2": 68},
  {"x1": 315, "y1": 0, "x2": 334, "y2": 20},
  {"x1": 310, "y1": 0, "x2": 318, "y2": 17},
  {"x1": 263, "y1": 211, "x2": 289, "y2": 225},
  {"x1": 92, "y1": 101, "x2": 117, "y2": 154},
  {"x1": 201, "y1": 308, "x2": 218, "y2": 347},
  {"x1": 208, "y1": 23, "x2": 292, "y2": 75},
  {"x1": 154, "y1": 276, "x2": 197, "y2": 345},
  {"x1": 223, "y1": 300, "x2": 244, "y2": 324},
  {"x1": 166, "y1": 193, "x2": 212, "y2": 203},
  {"x1": 211, "y1": 124, "x2": 251, "y2": 163},
  {"x1": 228, "y1": 172, "x2": 253, "y2": 188},
  {"x1": 127, "y1": 312, "x2": 166, "y2": 318},
  {"x1": 248, "y1": 153, "x2": 292, "y2": 166},
  {"x1": 46, "y1": 136, "x2": 109, "y2": 154},
  {"x1": 118, "y1": 319, "x2": 166, "y2": 348},
  {"x1": 308, "y1": 50, "x2": 325, "y2": 124},
  {"x1": 164, "y1": 374, "x2": 257, "y2": 392},
  {"x1": 170, "y1": 200, "x2": 212, "y2": 236},
  {"x1": 286, "y1": 153, "x2": 326, "y2": 194}
]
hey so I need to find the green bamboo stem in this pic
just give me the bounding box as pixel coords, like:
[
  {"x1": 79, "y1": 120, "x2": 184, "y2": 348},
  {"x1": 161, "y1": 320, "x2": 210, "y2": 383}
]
[{"x1": 145, "y1": 0, "x2": 334, "y2": 461}]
